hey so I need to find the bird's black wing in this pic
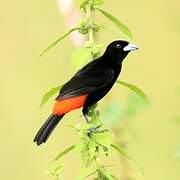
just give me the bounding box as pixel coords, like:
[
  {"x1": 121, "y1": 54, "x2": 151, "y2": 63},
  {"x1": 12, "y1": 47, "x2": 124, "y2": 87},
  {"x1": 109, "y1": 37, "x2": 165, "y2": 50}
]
[{"x1": 55, "y1": 67, "x2": 114, "y2": 100}]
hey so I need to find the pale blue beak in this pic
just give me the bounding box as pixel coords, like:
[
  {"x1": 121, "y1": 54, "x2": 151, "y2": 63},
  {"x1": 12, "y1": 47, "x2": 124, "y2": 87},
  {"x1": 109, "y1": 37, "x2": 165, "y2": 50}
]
[{"x1": 123, "y1": 43, "x2": 139, "y2": 51}]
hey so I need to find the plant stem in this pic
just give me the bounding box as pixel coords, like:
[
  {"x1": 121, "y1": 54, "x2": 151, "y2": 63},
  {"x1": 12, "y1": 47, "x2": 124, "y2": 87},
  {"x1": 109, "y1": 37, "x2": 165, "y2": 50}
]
[
  {"x1": 86, "y1": 0, "x2": 94, "y2": 59},
  {"x1": 86, "y1": 0, "x2": 101, "y2": 170},
  {"x1": 86, "y1": 0, "x2": 99, "y2": 126}
]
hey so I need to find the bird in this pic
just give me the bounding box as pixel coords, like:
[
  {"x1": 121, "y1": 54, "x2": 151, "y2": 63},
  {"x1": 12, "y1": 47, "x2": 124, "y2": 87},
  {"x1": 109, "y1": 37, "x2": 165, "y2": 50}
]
[{"x1": 34, "y1": 40, "x2": 138, "y2": 145}]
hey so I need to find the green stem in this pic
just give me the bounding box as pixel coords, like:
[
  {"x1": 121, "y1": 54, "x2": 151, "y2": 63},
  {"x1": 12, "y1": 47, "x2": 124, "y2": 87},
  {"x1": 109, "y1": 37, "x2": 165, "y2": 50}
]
[
  {"x1": 86, "y1": 0, "x2": 94, "y2": 59},
  {"x1": 86, "y1": 0, "x2": 101, "y2": 170},
  {"x1": 86, "y1": 0, "x2": 99, "y2": 127}
]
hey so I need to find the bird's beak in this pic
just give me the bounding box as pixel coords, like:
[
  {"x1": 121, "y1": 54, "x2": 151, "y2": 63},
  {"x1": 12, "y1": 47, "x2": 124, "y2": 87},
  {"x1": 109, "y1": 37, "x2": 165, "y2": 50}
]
[{"x1": 123, "y1": 43, "x2": 139, "y2": 52}]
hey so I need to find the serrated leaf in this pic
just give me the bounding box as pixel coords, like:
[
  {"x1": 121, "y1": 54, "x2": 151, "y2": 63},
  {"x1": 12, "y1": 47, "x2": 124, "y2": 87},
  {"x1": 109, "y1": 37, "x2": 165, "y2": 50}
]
[
  {"x1": 40, "y1": 85, "x2": 63, "y2": 108},
  {"x1": 54, "y1": 145, "x2": 75, "y2": 161},
  {"x1": 111, "y1": 144, "x2": 144, "y2": 175},
  {"x1": 94, "y1": 8, "x2": 132, "y2": 39},
  {"x1": 39, "y1": 27, "x2": 79, "y2": 57},
  {"x1": 116, "y1": 80, "x2": 148, "y2": 103}
]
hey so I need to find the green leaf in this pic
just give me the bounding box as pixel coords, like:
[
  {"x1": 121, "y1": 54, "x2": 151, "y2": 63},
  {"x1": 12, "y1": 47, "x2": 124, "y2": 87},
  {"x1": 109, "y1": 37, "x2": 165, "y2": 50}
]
[
  {"x1": 111, "y1": 144, "x2": 144, "y2": 175},
  {"x1": 39, "y1": 27, "x2": 79, "y2": 57},
  {"x1": 70, "y1": 47, "x2": 91, "y2": 70},
  {"x1": 85, "y1": 169, "x2": 97, "y2": 178},
  {"x1": 111, "y1": 144, "x2": 129, "y2": 157},
  {"x1": 53, "y1": 165, "x2": 64, "y2": 174},
  {"x1": 93, "y1": 131, "x2": 113, "y2": 148},
  {"x1": 54, "y1": 145, "x2": 75, "y2": 161},
  {"x1": 46, "y1": 164, "x2": 64, "y2": 178},
  {"x1": 116, "y1": 80, "x2": 148, "y2": 103},
  {"x1": 94, "y1": 8, "x2": 132, "y2": 39},
  {"x1": 80, "y1": 0, "x2": 103, "y2": 10},
  {"x1": 80, "y1": 0, "x2": 88, "y2": 10},
  {"x1": 77, "y1": 167, "x2": 97, "y2": 180},
  {"x1": 40, "y1": 85, "x2": 63, "y2": 108},
  {"x1": 98, "y1": 168, "x2": 118, "y2": 180},
  {"x1": 102, "y1": 146, "x2": 109, "y2": 156},
  {"x1": 93, "y1": 0, "x2": 104, "y2": 6}
]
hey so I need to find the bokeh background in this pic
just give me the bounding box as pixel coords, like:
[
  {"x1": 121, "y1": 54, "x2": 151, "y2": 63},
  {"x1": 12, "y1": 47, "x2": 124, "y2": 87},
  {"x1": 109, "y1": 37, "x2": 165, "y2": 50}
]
[{"x1": 0, "y1": 0, "x2": 180, "y2": 179}]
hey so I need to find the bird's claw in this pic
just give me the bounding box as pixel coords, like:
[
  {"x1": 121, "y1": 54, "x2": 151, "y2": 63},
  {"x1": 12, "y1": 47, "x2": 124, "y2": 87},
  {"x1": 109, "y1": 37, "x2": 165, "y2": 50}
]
[{"x1": 89, "y1": 126, "x2": 108, "y2": 133}]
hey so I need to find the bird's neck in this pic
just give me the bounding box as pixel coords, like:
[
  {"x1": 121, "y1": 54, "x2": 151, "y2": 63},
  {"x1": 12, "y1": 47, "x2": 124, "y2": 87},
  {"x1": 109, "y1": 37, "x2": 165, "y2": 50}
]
[{"x1": 102, "y1": 52, "x2": 127, "y2": 67}]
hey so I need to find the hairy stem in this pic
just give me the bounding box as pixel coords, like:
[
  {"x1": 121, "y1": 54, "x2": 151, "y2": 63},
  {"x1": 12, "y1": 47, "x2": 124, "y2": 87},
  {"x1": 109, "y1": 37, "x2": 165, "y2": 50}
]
[
  {"x1": 86, "y1": 0, "x2": 94, "y2": 59},
  {"x1": 86, "y1": 0, "x2": 101, "y2": 169},
  {"x1": 86, "y1": 0, "x2": 99, "y2": 126}
]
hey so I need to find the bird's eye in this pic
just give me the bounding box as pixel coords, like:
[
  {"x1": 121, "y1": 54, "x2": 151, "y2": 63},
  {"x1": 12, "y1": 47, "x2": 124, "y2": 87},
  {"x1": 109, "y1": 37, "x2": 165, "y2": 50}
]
[{"x1": 116, "y1": 44, "x2": 121, "y2": 49}]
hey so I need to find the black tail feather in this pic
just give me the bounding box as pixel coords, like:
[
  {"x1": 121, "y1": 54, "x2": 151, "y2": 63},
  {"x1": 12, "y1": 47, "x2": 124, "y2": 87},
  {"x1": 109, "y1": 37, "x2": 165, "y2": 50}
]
[{"x1": 34, "y1": 114, "x2": 64, "y2": 145}]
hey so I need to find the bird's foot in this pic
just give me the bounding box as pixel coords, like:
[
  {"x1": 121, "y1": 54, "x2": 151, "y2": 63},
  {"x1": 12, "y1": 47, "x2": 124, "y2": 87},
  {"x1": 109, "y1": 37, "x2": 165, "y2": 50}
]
[
  {"x1": 83, "y1": 107, "x2": 90, "y2": 123},
  {"x1": 89, "y1": 125, "x2": 108, "y2": 133},
  {"x1": 84, "y1": 114, "x2": 90, "y2": 123}
]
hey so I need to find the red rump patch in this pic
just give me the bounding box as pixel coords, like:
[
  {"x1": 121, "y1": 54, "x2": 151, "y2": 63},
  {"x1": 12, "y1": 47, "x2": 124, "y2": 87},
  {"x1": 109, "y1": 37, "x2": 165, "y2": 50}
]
[{"x1": 53, "y1": 95, "x2": 88, "y2": 115}]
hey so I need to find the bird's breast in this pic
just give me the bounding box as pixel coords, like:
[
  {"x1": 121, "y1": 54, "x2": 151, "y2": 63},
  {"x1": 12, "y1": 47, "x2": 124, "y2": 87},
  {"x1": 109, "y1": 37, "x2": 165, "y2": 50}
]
[{"x1": 84, "y1": 65, "x2": 122, "y2": 107}]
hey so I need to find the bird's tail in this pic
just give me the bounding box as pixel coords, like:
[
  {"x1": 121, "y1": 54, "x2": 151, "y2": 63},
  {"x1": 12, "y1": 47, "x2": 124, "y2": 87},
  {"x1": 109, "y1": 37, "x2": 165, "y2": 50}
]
[{"x1": 34, "y1": 114, "x2": 64, "y2": 145}]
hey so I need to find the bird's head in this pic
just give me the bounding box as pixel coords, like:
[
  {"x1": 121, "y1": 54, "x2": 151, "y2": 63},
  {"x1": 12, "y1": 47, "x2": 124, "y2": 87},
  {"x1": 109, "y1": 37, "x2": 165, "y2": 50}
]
[{"x1": 104, "y1": 40, "x2": 139, "y2": 63}]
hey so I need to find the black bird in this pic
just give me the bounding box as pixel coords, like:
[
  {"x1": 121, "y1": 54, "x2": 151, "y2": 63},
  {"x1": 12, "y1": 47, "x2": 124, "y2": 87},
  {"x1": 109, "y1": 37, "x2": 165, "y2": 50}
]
[{"x1": 34, "y1": 40, "x2": 138, "y2": 145}]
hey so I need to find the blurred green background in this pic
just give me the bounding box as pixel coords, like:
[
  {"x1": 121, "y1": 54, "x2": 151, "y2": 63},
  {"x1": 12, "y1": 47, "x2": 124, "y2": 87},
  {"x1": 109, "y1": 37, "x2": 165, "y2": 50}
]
[{"x1": 0, "y1": 0, "x2": 180, "y2": 179}]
